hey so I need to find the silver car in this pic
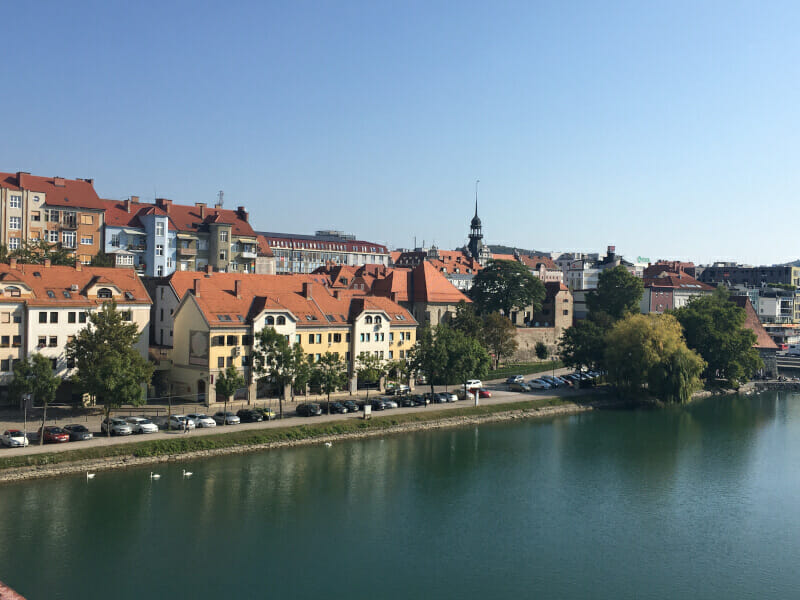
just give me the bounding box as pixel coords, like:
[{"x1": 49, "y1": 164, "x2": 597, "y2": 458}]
[
  {"x1": 101, "y1": 418, "x2": 133, "y2": 436},
  {"x1": 126, "y1": 417, "x2": 159, "y2": 434},
  {"x1": 187, "y1": 413, "x2": 217, "y2": 428},
  {"x1": 213, "y1": 411, "x2": 240, "y2": 425},
  {"x1": 169, "y1": 415, "x2": 196, "y2": 430}
]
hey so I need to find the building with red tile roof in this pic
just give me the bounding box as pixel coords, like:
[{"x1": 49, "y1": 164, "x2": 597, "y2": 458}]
[
  {"x1": 259, "y1": 230, "x2": 389, "y2": 274},
  {"x1": 730, "y1": 295, "x2": 778, "y2": 375},
  {"x1": 641, "y1": 271, "x2": 715, "y2": 314}
]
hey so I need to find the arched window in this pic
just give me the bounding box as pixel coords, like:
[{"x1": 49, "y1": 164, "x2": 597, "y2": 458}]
[
  {"x1": 97, "y1": 288, "x2": 113, "y2": 299},
  {"x1": 5, "y1": 286, "x2": 20, "y2": 297},
  {"x1": 374, "y1": 316, "x2": 382, "y2": 324},
  {"x1": 277, "y1": 316, "x2": 286, "y2": 325},
  {"x1": 365, "y1": 315, "x2": 373, "y2": 324},
  {"x1": 266, "y1": 316, "x2": 275, "y2": 325}
]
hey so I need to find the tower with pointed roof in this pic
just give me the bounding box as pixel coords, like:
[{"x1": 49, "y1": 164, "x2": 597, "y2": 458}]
[{"x1": 467, "y1": 187, "x2": 490, "y2": 264}]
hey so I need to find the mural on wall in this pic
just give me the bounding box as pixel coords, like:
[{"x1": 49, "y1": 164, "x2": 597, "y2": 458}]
[{"x1": 189, "y1": 330, "x2": 208, "y2": 366}]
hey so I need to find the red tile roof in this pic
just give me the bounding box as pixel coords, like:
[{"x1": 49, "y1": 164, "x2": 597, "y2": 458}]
[
  {"x1": 643, "y1": 272, "x2": 714, "y2": 291},
  {"x1": 159, "y1": 202, "x2": 256, "y2": 237},
  {"x1": 0, "y1": 171, "x2": 103, "y2": 210},
  {"x1": 519, "y1": 254, "x2": 558, "y2": 271},
  {"x1": 730, "y1": 296, "x2": 779, "y2": 350},
  {"x1": 491, "y1": 253, "x2": 517, "y2": 262}
]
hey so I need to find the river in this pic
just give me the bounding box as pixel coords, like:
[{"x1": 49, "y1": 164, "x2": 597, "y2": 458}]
[{"x1": 2, "y1": 391, "x2": 799, "y2": 599}]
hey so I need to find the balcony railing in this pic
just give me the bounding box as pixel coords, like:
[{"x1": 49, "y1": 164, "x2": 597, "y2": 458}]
[
  {"x1": 240, "y1": 250, "x2": 257, "y2": 259},
  {"x1": 128, "y1": 244, "x2": 147, "y2": 252},
  {"x1": 178, "y1": 246, "x2": 197, "y2": 256}
]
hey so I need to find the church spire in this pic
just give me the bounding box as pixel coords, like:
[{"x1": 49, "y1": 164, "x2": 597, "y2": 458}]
[{"x1": 474, "y1": 179, "x2": 480, "y2": 218}]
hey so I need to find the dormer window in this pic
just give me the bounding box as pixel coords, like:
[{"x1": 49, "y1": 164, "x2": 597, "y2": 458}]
[
  {"x1": 266, "y1": 316, "x2": 275, "y2": 325},
  {"x1": 365, "y1": 315, "x2": 373, "y2": 324},
  {"x1": 97, "y1": 288, "x2": 113, "y2": 299},
  {"x1": 374, "y1": 316, "x2": 382, "y2": 324},
  {"x1": 277, "y1": 316, "x2": 286, "y2": 325},
  {"x1": 5, "y1": 286, "x2": 21, "y2": 298}
]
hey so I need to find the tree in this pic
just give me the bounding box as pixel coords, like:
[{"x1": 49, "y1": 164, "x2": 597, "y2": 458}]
[
  {"x1": 9, "y1": 354, "x2": 62, "y2": 445},
  {"x1": 604, "y1": 313, "x2": 704, "y2": 402},
  {"x1": 559, "y1": 319, "x2": 607, "y2": 371},
  {"x1": 444, "y1": 327, "x2": 490, "y2": 398},
  {"x1": 252, "y1": 327, "x2": 294, "y2": 419},
  {"x1": 450, "y1": 300, "x2": 484, "y2": 339},
  {"x1": 409, "y1": 325, "x2": 449, "y2": 396},
  {"x1": 673, "y1": 287, "x2": 762, "y2": 386},
  {"x1": 535, "y1": 341, "x2": 549, "y2": 361},
  {"x1": 356, "y1": 352, "x2": 385, "y2": 401},
  {"x1": 470, "y1": 259, "x2": 546, "y2": 317},
  {"x1": 482, "y1": 312, "x2": 518, "y2": 370},
  {"x1": 313, "y1": 352, "x2": 348, "y2": 413},
  {"x1": 586, "y1": 265, "x2": 644, "y2": 322},
  {"x1": 65, "y1": 301, "x2": 154, "y2": 436},
  {"x1": 91, "y1": 251, "x2": 116, "y2": 268},
  {"x1": 291, "y1": 345, "x2": 314, "y2": 400},
  {"x1": 215, "y1": 365, "x2": 245, "y2": 423},
  {"x1": 10, "y1": 239, "x2": 75, "y2": 266}
]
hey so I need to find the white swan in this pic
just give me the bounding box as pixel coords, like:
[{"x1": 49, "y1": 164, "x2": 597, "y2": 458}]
[
  {"x1": 324, "y1": 442, "x2": 332, "y2": 448},
  {"x1": 150, "y1": 472, "x2": 161, "y2": 480},
  {"x1": 183, "y1": 469, "x2": 193, "y2": 478},
  {"x1": 86, "y1": 472, "x2": 95, "y2": 480}
]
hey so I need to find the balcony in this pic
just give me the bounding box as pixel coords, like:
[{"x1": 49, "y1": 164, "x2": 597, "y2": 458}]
[
  {"x1": 178, "y1": 246, "x2": 197, "y2": 256},
  {"x1": 128, "y1": 243, "x2": 147, "y2": 252},
  {"x1": 240, "y1": 250, "x2": 258, "y2": 259}
]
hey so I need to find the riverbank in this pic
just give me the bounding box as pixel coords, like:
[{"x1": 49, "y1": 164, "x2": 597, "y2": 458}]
[{"x1": 0, "y1": 393, "x2": 619, "y2": 483}]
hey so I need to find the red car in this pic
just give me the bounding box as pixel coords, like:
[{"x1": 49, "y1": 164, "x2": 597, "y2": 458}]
[
  {"x1": 39, "y1": 426, "x2": 69, "y2": 444},
  {"x1": 478, "y1": 389, "x2": 492, "y2": 399}
]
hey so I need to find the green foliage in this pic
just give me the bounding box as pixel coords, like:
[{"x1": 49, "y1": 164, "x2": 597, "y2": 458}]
[
  {"x1": 559, "y1": 320, "x2": 607, "y2": 370},
  {"x1": 470, "y1": 259, "x2": 546, "y2": 316},
  {"x1": 215, "y1": 365, "x2": 245, "y2": 401},
  {"x1": 385, "y1": 359, "x2": 411, "y2": 384},
  {"x1": 604, "y1": 313, "x2": 704, "y2": 402},
  {"x1": 356, "y1": 352, "x2": 385, "y2": 400},
  {"x1": 450, "y1": 300, "x2": 484, "y2": 338},
  {"x1": 586, "y1": 265, "x2": 644, "y2": 322},
  {"x1": 672, "y1": 287, "x2": 763, "y2": 386},
  {"x1": 443, "y1": 326, "x2": 490, "y2": 390},
  {"x1": 9, "y1": 353, "x2": 61, "y2": 406},
  {"x1": 482, "y1": 312, "x2": 518, "y2": 369},
  {"x1": 7, "y1": 239, "x2": 75, "y2": 266},
  {"x1": 252, "y1": 327, "x2": 312, "y2": 416},
  {"x1": 535, "y1": 341, "x2": 549, "y2": 360},
  {"x1": 65, "y1": 302, "x2": 153, "y2": 423},
  {"x1": 409, "y1": 325, "x2": 450, "y2": 393},
  {"x1": 313, "y1": 352, "x2": 348, "y2": 408},
  {"x1": 90, "y1": 251, "x2": 116, "y2": 268},
  {"x1": 488, "y1": 361, "x2": 563, "y2": 380}
]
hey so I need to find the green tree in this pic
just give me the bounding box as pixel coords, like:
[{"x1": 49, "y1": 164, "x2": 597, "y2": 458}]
[
  {"x1": 444, "y1": 327, "x2": 490, "y2": 397},
  {"x1": 356, "y1": 352, "x2": 385, "y2": 401},
  {"x1": 214, "y1": 365, "x2": 245, "y2": 423},
  {"x1": 252, "y1": 327, "x2": 294, "y2": 418},
  {"x1": 586, "y1": 265, "x2": 644, "y2": 322},
  {"x1": 535, "y1": 341, "x2": 549, "y2": 361},
  {"x1": 672, "y1": 287, "x2": 762, "y2": 386},
  {"x1": 90, "y1": 250, "x2": 116, "y2": 268},
  {"x1": 470, "y1": 259, "x2": 546, "y2": 317},
  {"x1": 482, "y1": 312, "x2": 518, "y2": 369},
  {"x1": 385, "y1": 359, "x2": 411, "y2": 388},
  {"x1": 409, "y1": 325, "x2": 449, "y2": 396},
  {"x1": 9, "y1": 354, "x2": 62, "y2": 445},
  {"x1": 291, "y1": 345, "x2": 314, "y2": 400},
  {"x1": 313, "y1": 352, "x2": 348, "y2": 413},
  {"x1": 605, "y1": 313, "x2": 704, "y2": 402},
  {"x1": 559, "y1": 319, "x2": 607, "y2": 370},
  {"x1": 11, "y1": 239, "x2": 75, "y2": 266},
  {"x1": 66, "y1": 302, "x2": 154, "y2": 436},
  {"x1": 450, "y1": 300, "x2": 484, "y2": 338}
]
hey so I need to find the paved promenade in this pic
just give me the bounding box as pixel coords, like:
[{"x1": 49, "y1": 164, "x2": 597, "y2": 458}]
[{"x1": 0, "y1": 370, "x2": 589, "y2": 458}]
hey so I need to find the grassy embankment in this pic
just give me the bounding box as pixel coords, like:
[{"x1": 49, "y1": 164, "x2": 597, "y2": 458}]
[
  {"x1": 0, "y1": 395, "x2": 583, "y2": 471},
  {"x1": 488, "y1": 361, "x2": 563, "y2": 381}
]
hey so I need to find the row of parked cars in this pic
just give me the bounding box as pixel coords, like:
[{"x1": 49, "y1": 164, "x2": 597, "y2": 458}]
[
  {"x1": 295, "y1": 387, "x2": 491, "y2": 417},
  {"x1": 506, "y1": 371, "x2": 603, "y2": 392}
]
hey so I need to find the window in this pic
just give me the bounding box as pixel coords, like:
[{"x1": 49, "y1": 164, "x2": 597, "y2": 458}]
[
  {"x1": 81, "y1": 236, "x2": 93, "y2": 245},
  {"x1": 49, "y1": 336, "x2": 57, "y2": 348},
  {"x1": 156, "y1": 222, "x2": 165, "y2": 237},
  {"x1": 333, "y1": 333, "x2": 342, "y2": 343},
  {"x1": 79, "y1": 312, "x2": 87, "y2": 323},
  {"x1": 121, "y1": 310, "x2": 132, "y2": 321},
  {"x1": 315, "y1": 334, "x2": 321, "y2": 344},
  {"x1": 218, "y1": 357, "x2": 225, "y2": 368},
  {"x1": 156, "y1": 244, "x2": 164, "y2": 256},
  {"x1": 31, "y1": 211, "x2": 41, "y2": 222},
  {"x1": 12, "y1": 335, "x2": 21, "y2": 347},
  {"x1": 399, "y1": 350, "x2": 405, "y2": 359},
  {"x1": 9, "y1": 195, "x2": 21, "y2": 208},
  {"x1": 8, "y1": 237, "x2": 19, "y2": 250},
  {"x1": 346, "y1": 333, "x2": 351, "y2": 342},
  {"x1": 62, "y1": 231, "x2": 76, "y2": 248},
  {"x1": 0, "y1": 312, "x2": 8, "y2": 324},
  {"x1": 308, "y1": 334, "x2": 314, "y2": 344},
  {"x1": 38, "y1": 336, "x2": 46, "y2": 348},
  {"x1": 563, "y1": 309, "x2": 569, "y2": 315},
  {"x1": 48, "y1": 230, "x2": 58, "y2": 243},
  {"x1": 277, "y1": 316, "x2": 286, "y2": 325},
  {"x1": 68, "y1": 312, "x2": 76, "y2": 324},
  {"x1": 227, "y1": 357, "x2": 234, "y2": 367},
  {"x1": 12, "y1": 314, "x2": 20, "y2": 323},
  {"x1": 375, "y1": 316, "x2": 382, "y2": 324},
  {"x1": 46, "y1": 209, "x2": 58, "y2": 223},
  {"x1": 166, "y1": 258, "x2": 173, "y2": 268},
  {"x1": 0, "y1": 359, "x2": 8, "y2": 372},
  {"x1": 220, "y1": 231, "x2": 229, "y2": 242},
  {"x1": 157, "y1": 266, "x2": 163, "y2": 276},
  {"x1": 50, "y1": 312, "x2": 58, "y2": 323},
  {"x1": 295, "y1": 334, "x2": 301, "y2": 344},
  {"x1": 0, "y1": 336, "x2": 8, "y2": 348},
  {"x1": 226, "y1": 335, "x2": 238, "y2": 346},
  {"x1": 266, "y1": 316, "x2": 274, "y2": 325},
  {"x1": 110, "y1": 233, "x2": 120, "y2": 247},
  {"x1": 116, "y1": 254, "x2": 134, "y2": 266},
  {"x1": 388, "y1": 351, "x2": 394, "y2": 359},
  {"x1": 219, "y1": 250, "x2": 227, "y2": 261},
  {"x1": 242, "y1": 335, "x2": 253, "y2": 346},
  {"x1": 389, "y1": 333, "x2": 394, "y2": 342},
  {"x1": 39, "y1": 312, "x2": 47, "y2": 324},
  {"x1": 211, "y1": 335, "x2": 225, "y2": 346},
  {"x1": 81, "y1": 214, "x2": 94, "y2": 225},
  {"x1": 315, "y1": 353, "x2": 321, "y2": 362},
  {"x1": 97, "y1": 288, "x2": 112, "y2": 299},
  {"x1": 365, "y1": 315, "x2": 372, "y2": 324}
]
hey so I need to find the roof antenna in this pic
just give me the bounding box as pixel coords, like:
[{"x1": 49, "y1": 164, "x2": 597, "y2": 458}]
[{"x1": 217, "y1": 190, "x2": 224, "y2": 208}]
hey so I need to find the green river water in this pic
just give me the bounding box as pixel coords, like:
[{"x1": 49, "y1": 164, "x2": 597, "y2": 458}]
[{"x1": 2, "y1": 391, "x2": 800, "y2": 599}]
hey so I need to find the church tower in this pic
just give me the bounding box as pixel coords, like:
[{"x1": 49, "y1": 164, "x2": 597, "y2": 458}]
[{"x1": 467, "y1": 181, "x2": 489, "y2": 264}]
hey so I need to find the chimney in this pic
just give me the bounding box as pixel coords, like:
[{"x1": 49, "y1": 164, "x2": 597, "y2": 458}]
[
  {"x1": 205, "y1": 264, "x2": 213, "y2": 274},
  {"x1": 303, "y1": 282, "x2": 313, "y2": 299},
  {"x1": 75, "y1": 260, "x2": 82, "y2": 272},
  {"x1": 124, "y1": 199, "x2": 131, "y2": 213},
  {"x1": 156, "y1": 198, "x2": 172, "y2": 214},
  {"x1": 44, "y1": 258, "x2": 51, "y2": 268},
  {"x1": 9, "y1": 258, "x2": 17, "y2": 270},
  {"x1": 234, "y1": 280, "x2": 242, "y2": 299},
  {"x1": 130, "y1": 195, "x2": 139, "y2": 203},
  {"x1": 196, "y1": 202, "x2": 206, "y2": 218},
  {"x1": 237, "y1": 206, "x2": 249, "y2": 223},
  {"x1": 193, "y1": 278, "x2": 201, "y2": 297},
  {"x1": 83, "y1": 178, "x2": 94, "y2": 185},
  {"x1": 333, "y1": 290, "x2": 340, "y2": 299},
  {"x1": 391, "y1": 292, "x2": 399, "y2": 303},
  {"x1": 54, "y1": 177, "x2": 66, "y2": 187}
]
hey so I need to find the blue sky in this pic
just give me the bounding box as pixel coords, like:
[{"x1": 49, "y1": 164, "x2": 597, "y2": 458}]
[{"x1": 3, "y1": 1, "x2": 800, "y2": 264}]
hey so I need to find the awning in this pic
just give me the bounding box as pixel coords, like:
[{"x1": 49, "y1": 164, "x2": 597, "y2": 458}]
[
  {"x1": 177, "y1": 233, "x2": 195, "y2": 239},
  {"x1": 122, "y1": 228, "x2": 147, "y2": 236}
]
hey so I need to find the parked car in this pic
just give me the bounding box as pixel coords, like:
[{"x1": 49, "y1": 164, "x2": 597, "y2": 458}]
[
  {"x1": 506, "y1": 375, "x2": 524, "y2": 384},
  {"x1": 187, "y1": 413, "x2": 217, "y2": 428},
  {"x1": 457, "y1": 388, "x2": 476, "y2": 401},
  {"x1": 323, "y1": 402, "x2": 348, "y2": 414},
  {"x1": 466, "y1": 379, "x2": 483, "y2": 389},
  {"x1": 125, "y1": 417, "x2": 158, "y2": 434},
  {"x1": 237, "y1": 409, "x2": 264, "y2": 423},
  {"x1": 63, "y1": 424, "x2": 94, "y2": 441},
  {"x1": 540, "y1": 376, "x2": 562, "y2": 387},
  {"x1": 297, "y1": 403, "x2": 323, "y2": 417},
  {"x1": 39, "y1": 426, "x2": 70, "y2": 443},
  {"x1": 369, "y1": 399, "x2": 386, "y2": 411},
  {"x1": 254, "y1": 408, "x2": 277, "y2": 421},
  {"x1": 423, "y1": 392, "x2": 437, "y2": 404},
  {"x1": 528, "y1": 380, "x2": 551, "y2": 390},
  {"x1": 1, "y1": 429, "x2": 29, "y2": 448},
  {"x1": 213, "y1": 411, "x2": 240, "y2": 425},
  {"x1": 101, "y1": 417, "x2": 133, "y2": 436},
  {"x1": 399, "y1": 396, "x2": 416, "y2": 407},
  {"x1": 169, "y1": 415, "x2": 196, "y2": 430},
  {"x1": 382, "y1": 397, "x2": 399, "y2": 409},
  {"x1": 342, "y1": 400, "x2": 360, "y2": 413},
  {"x1": 509, "y1": 382, "x2": 532, "y2": 392},
  {"x1": 432, "y1": 393, "x2": 449, "y2": 404},
  {"x1": 478, "y1": 389, "x2": 492, "y2": 398}
]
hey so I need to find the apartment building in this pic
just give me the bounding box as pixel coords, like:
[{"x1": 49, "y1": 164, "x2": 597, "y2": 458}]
[
  {"x1": 0, "y1": 172, "x2": 105, "y2": 263},
  {"x1": 259, "y1": 230, "x2": 389, "y2": 274},
  {"x1": 0, "y1": 260, "x2": 151, "y2": 400}
]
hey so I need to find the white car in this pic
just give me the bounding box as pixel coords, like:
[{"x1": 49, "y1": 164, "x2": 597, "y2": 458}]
[
  {"x1": 213, "y1": 411, "x2": 240, "y2": 425},
  {"x1": 528, "y1": 379, "x2": 552, "y2": 390},
  {"x1": 1, "y1": 429, "x2": 29, "y2": 448},
  {"x1": 466, "y1": 379, "x2": 483, "y2": 389},
  {"x1": 101, "y1": 417, "x2": 133, "y2": 436},
  {"x1": 187, "y1": 413, "x2": 216, "y2": 428},
  {"x1": 126, "y1": 417, "x2": 159, "y2": 434},
  {"x1": 169, "y1": 415, "x2": 196, "y2": 430}
]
